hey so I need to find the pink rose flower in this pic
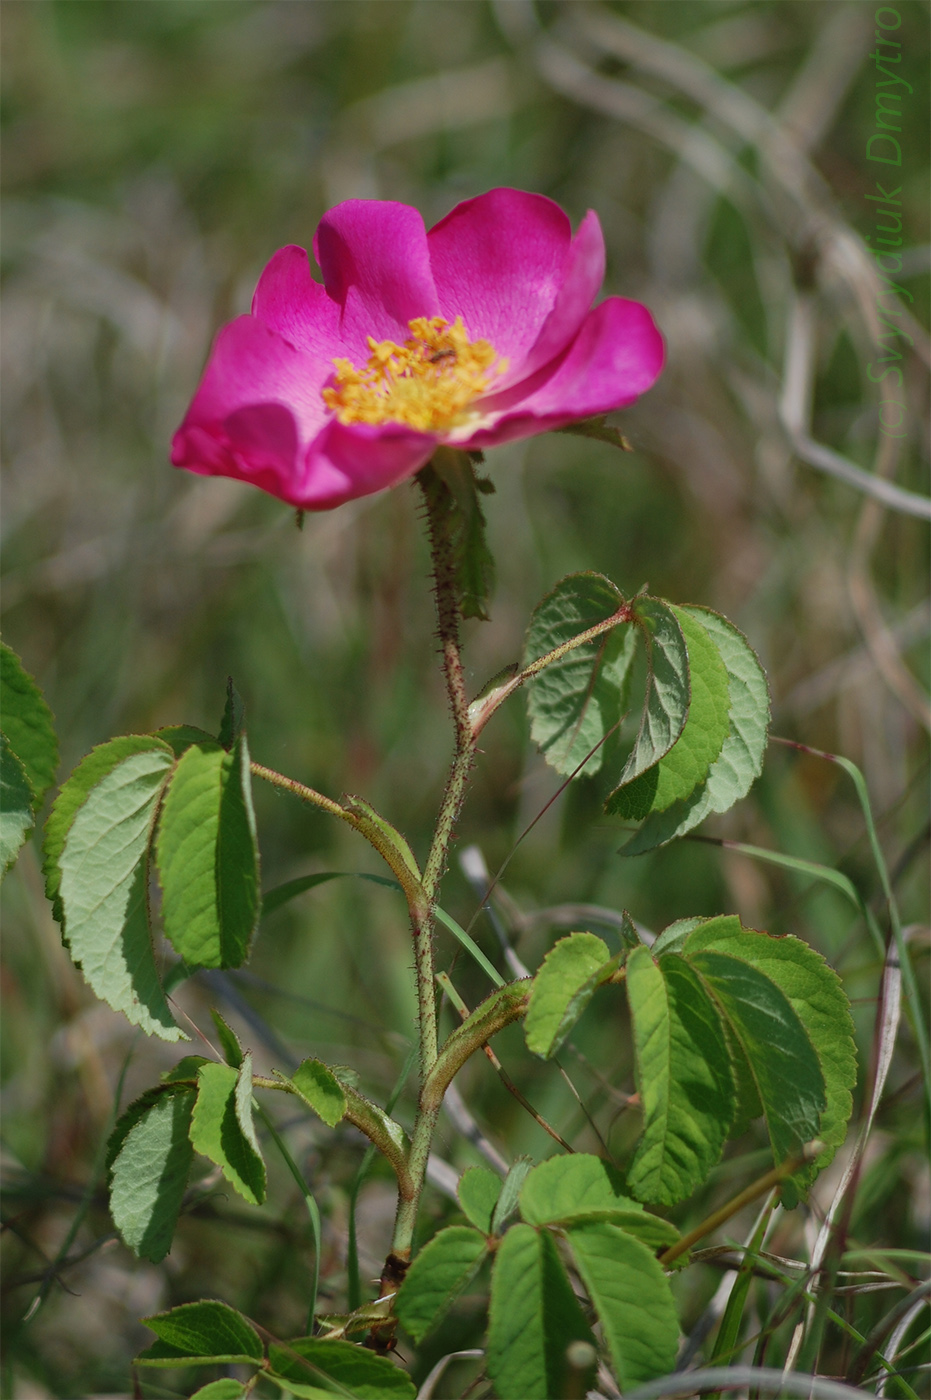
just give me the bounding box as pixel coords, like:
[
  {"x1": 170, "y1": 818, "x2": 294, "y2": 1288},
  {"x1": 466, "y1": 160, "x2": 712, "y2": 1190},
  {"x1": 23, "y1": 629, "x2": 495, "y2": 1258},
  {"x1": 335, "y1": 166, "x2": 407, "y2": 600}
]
[{"x1": 171, "y1": 189, "x2": 664, "y2": 510}]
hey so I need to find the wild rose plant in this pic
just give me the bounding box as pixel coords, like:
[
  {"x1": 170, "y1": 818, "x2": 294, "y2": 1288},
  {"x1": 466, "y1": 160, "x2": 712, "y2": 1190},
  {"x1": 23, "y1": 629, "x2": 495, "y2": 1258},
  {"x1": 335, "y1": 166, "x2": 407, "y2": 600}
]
[{"x1": 3, "y1": 189, "x2": 858, "y2": 1400}]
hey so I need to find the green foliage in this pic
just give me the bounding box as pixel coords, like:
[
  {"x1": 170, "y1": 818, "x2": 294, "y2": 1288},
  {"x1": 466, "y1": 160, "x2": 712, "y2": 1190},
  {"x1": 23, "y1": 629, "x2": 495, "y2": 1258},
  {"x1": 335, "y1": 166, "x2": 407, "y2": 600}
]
[
  {"x1": 286, "y1": 1058, "x2": 348, "y2": 1128},
  {"x1": 519, "y1": 1154, "x2": 681, "y2": 1249},
  {"x1": 564, "y1": 1221, "x2": 680, "y2": 1386},
  {"x1": 622, "y1": 918, "x2": 851, "y2": 1205},
  {"x1": 109, "y1": 1087, "x2": 195, "y2": 1262},
  {"x1": 156, "y1": 735, "x2": 260, "y2": 969},
  {"x1": 190, "y1": 1382, "x2": 249, "y2": 1400},
  {"x1": 266, "y1": 1336, "x2": 416, "y2": 1398},
  {"x1": 190, "y1": 1058, "x2": 266, "y2": 1205},
  {"x1": 606, "y1": 596, "x2": 690, "y2": 800},
  {"x1": 138, "y1": 1300, "x2": 263, "y2": 1366},
  {"x1": 0, "y1": 734, "x2": 36, "y2": 876},
  {"x1": 523, "y1": 572, "x2": 635, "y2": 776},
  {"x1": 0, "y1": 641, "x2": 58, "y2": 808},
  {"x1": 620, "y1": 607, "x2": 770, "y2": 853},
  {"x1": 394, "y1": 1225, "x2": 487, "y2": 1343},
  {"x1": 457, "y1": 1165, "x2": 502, "y2": 1234},
  {"x1": 491, "y1": 1156, "x2": 534, "y2": 1235},
  {"x1": 210, "y1": 1008, "x2": 244, "y2": 1068},
  {"x1": 626, "y1": 946, "x2": 736, "y2": 1205},
  {"x1": 54, "y1": 743, "x2": 183, "y2": 1040},
  {"x1": 486, "y1": 1223, "x2": 596, "y2": 1400},
  {"x1": 684, "y1": 918, "x2": 857, "y2": 1203},
  {"x1": 524, "y1": 930, "x2": 617, "y2": 1058}
]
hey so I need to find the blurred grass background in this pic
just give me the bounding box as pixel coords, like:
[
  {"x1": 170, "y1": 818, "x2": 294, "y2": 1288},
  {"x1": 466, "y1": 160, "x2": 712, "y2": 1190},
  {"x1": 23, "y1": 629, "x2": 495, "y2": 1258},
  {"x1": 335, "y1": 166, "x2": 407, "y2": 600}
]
[{"x1": 1, "y1": 2, "x2": 928, "y2": 1396}]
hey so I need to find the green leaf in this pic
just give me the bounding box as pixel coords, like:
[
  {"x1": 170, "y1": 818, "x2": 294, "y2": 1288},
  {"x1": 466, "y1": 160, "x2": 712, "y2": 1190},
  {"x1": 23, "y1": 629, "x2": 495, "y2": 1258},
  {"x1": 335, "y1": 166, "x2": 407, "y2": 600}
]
[
  {"x1": 424, "y1": 448, "x2": 496, "y2": 621},
  {"x1": 556, "y1": 415, "x2": 632, "y2": 450},
  {"x1": 162, "y1": 1056, "x2": 210, "y2": 1084},
  {"x1": 0, "y1": 642, "x2": 58, "y2": 807},
  {"x1": 487, "y1": 1223, "x2": 596, "y2": 1400},
  {"x1": 267, "y1": 1336, "x2": 416, "y2": 1399},
  {"x1": 457, "y1": 1165, "x2": 502, "y2": 1234},
  {"x1": 140, "y1": 1300, "x2": 263, "y2": 1365},
  {"x1": 523, "y1": 572, "x2": 635, "y2": 777},
  {"x1": 218, "y1": 677, "x2": 246, "y2": 749},
  {"x1": 686, "y1": 941, "x2": 826, "y2": 1169},
  {"x1": 43, "y1": 734, "x2": 173, "y2": 927},
  {"x1": 285, "y1": 1059, "x2": 347, "y2": 1129},
  {"x1": 395, "y1": 1225, "x2": 487, "y2": 1343},
  {"x1": 56, "y1": 746, "x2": 182, "y2": 1040},
  {"x1": 565, "y1": 1221, "x2": 679, "y2": 1386},
  {"x1": 626, "y1": 946, "x2": 735, "y2": 1205},
  {"x1": 520, "y1": 1153, "x2": 640, "y2": 1224},
  {"x1": 604, "y1": 597, "x2": 690, "y2": 816},
  {"x1": 211, "y1": 1009, "x2": 243, "y2": 1068},
  {"x1": 152, "y1": 725, "x2": 216, "y2": 758},
  {"x1": 190, "y1": 1382, "x2": 250, "y2": 1400},
  {"x1": 491, "y1": 1157, "x2": 534, "y2": 1235},
  {"x1": 156, "y1": 735, "x2": 260, "y2": 969},
  {"x1": 620, "y1": 607, "x2": 769, "y2": 854},
  {"x1": 110, "y1": 1087, "x2": 195, "y2": 1262},
  {"x1": 190, "y1": 1058, "x2": 266, "y2": 1205},
  {"x1": 651, "y1": 917, "x2": 706, "y2": 956},
  {"x1": 610, "y1": 605, "x2": 729, "y2": 822},
  {"x1": 684, "y1": 918, "x2": 856, "y2": 1204},
  {"x1": 525, "y1": 932, "x2": 614, "y2": 1058},
  {"x1": 0, "y1": 733, "x2": 35, "y2": 876}
]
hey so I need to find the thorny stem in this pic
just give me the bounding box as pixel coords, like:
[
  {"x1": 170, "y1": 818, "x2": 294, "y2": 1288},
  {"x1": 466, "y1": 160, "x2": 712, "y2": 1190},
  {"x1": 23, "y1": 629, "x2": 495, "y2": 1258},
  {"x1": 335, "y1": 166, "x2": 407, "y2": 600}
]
[{"x1": 382, "y1": 457, "x2": 481, "y2": 1275}]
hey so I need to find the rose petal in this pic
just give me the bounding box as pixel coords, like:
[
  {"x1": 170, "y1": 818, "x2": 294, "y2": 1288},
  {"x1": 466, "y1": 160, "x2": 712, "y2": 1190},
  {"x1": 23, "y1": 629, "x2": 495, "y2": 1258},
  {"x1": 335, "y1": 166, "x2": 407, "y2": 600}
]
[
  {"x1": 295, "y1": 419, "x2": 437, "y2": 511},
  {"x1": 171, "y1": 316, "x2": 330, "y2": 502},
  {"x1": 462, "y1": 297, "x2": 665, "y2": 449},
  {"x1": 313, "y1": 200, "x2": 440, "y2": 355},
  {"x1": 251, "y1": 245, "x2": 345, "y2": 362},
  {"x1": 428, "y1": 189, "x2": 575, "y2": 374},
  {"x1": 509, "y1": 210, "x2": 605, "y2": 387}
]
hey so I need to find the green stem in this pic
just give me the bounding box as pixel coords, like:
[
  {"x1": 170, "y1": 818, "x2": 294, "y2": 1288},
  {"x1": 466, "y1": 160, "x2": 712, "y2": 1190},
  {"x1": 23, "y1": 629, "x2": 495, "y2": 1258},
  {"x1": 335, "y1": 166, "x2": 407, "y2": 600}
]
[{"x1": 382, "y1": 458, "x2": 480, "y2": 1268}]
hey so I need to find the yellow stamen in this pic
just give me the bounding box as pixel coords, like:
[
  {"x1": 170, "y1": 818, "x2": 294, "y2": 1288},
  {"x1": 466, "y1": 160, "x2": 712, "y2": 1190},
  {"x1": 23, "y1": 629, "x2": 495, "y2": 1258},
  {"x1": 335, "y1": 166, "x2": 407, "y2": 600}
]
[{"x1": 322, "y1": 316, "x2": 508, "y2": 431}]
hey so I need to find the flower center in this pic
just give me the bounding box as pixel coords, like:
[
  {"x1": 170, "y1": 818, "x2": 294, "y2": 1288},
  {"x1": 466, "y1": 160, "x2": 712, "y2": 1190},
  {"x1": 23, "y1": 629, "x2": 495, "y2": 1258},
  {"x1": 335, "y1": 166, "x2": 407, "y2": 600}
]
[{"x1": 322, "y1": 316, "x2": 508, "y2": 432}]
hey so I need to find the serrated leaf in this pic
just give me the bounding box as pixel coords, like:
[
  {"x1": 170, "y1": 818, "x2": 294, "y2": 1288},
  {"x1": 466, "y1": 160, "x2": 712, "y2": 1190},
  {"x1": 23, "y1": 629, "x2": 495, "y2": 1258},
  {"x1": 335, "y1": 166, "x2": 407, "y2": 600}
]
[
  {"x1": 625, "y1": 946, "x2": 735, "y2": 1205},
  {"x1": 190, "y1": 1382, "x2": 250, "y2": 1400},
  {"x1": 610, "y1": 605, "x2": 729, "y2": 822},
  {"x1": 141, "y1": 1300, "x2": 263, "y2": 1364},
  {"x1": 684, "y1": 918, "x2": 856, "y2": 1204},
  {"x1": 491, "y1": 1156, "x2": 533, "y2": 1235},
  {"x1": 211, "y1": 1009, "x2": 243, "y2": 1068},
  {"x1": 565, "y1": 1221, "x2": 679, "y2": 1386},
  {"x1": 157, "y1": 736, "x2": 260, "y2": 969},
  {"x1": 605, "y1": 597, "x2": 690, "y2": 816},
  {"x1": 0, "y1": 642, "x2": 58, "y2": 807},
  {"x1": 425, "y1": 448, "x2": 496, "y2": 621},
  {"x1": 152, "y1": 724, "x2": 216, "y2": 757},
  {"x1": 523, "y1": 572, "x2": 634, "y2": 777},
  {"x1": 0, "y1": 734, "x2": 35, "y2": 875},
  {"x1": 487, "y1": 1223, "x2": 596, "y2": 1400},
  {"x1": 685, "y1": 942, "x2": 826, "y2": 1169},
  {"x1": 218, "y1": 678, "x2": 246, "y2": 750},
  {"x1": 162, "y1": 1056, "x2": 210, "y2": 1084},
  {"x1": 190, "y1": 1059, "x2": 266, "y2": 1205},
  {"x1": 268, "y1": 1336, "x2": 416, "y2": 1399},
  {"x1": 651, "y1": 918, "x2": 706, "y2": 956},
  {"x1": 525, "y1": 932, "x2": 614, "y2": 1058},
  {"x1": 285, "y1": 1059, "x2": 347, "y2": 1128},
  {"x1": 457, "y1": 1165, "x2": 502, "y2": 1234},
  {"x1": 519, "y1": 1153, "x2": 640, "y2": 1225},
  {"x1": 395, "y1": 1225, "x2": 487, "y2": 1343},
  {"x1": 57, "y1": 747, "x2": 182, "y2": 1040},
  {"x1": 43, "y1": 734, "x2": 174, "y2": 927},
  {"x1": 620, "y1": 608, "x2": 769, "y2": 854},
  {"x1": 110, "y1": 1088, "x2": 195, "y2": 1262}
]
